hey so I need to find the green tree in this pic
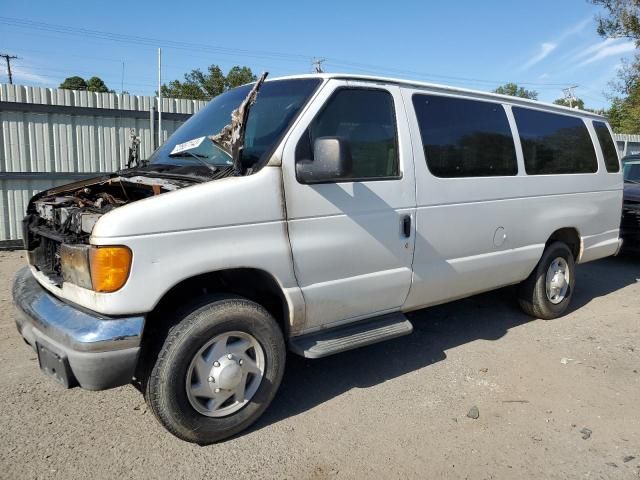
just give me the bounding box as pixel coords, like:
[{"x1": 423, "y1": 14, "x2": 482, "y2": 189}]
[
  {"x1": 59, "y1": 76, "x2": 88, "y2": 91},
  {"x1": 493, "y1": 83, "x2": 539, "y2": 100},
  {"x1": 161, "y1": 65, "x2": 257, "y2": 100},
  {"x1": 553, "y1": 97, "x2": 586, "y2": 109},
  {"x1": 60, "y1": 76, "x2": 113, "y2": 93},
  {"x1": 590, "y1": 1, "x2": 640, "y2": 132},
  {"x1": 86, "y1": 76, "x2": 112, "y2": 93},
  {"x1": 607, "y1": 86, "x2": 640, "y2": 133},
  {"x1": 592, "y1": 0, "x2": 640, "y2": 45},
  {"x1": 225, "y1": 66, "x2": 256, "y2": 89}
]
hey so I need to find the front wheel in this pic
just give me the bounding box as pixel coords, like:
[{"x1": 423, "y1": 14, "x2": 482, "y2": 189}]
[
  {"x1": 518, "y1": 241, "x2": 576, "y2": 320},
  {"x1": 144, "y1": 295, "x2": 286, "y2": 444}
]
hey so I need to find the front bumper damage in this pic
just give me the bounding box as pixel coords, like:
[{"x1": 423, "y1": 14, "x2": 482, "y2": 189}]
[{"x1": 12, "y1": 267, "x2": 144, "y2": 390}]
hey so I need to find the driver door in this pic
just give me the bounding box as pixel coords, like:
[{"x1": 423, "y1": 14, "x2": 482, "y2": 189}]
[{"x1": 281, "y1": 80, "x2": 417, "y2": 331}]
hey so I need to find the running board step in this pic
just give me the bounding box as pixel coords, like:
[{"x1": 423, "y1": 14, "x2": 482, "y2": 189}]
[{"x1": 289, "y1": 313, "x2": 413, "y2": 359}]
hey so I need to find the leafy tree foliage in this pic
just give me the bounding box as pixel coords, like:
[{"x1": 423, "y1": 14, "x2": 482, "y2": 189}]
[
  {"x1": 590, "y1": 0, "x2": 640, "y2": 132},
  {"x1": 59, "y1": 76, "x2": 113, "y2": 93},
  {"x1": 592, "y1": 0, "x2": 640, "y2": 45},
  {"x1": 553, "y1": 97, "x2": 586, "y2": 109},
  {"x1": 86, "y1": 76, "x2": 111, "y2": 93},
  {"x1": 493, "y1": 83, "x2": 539, "y2": 100},
  {"x1": 59, "y1": 76, "x2": 88, "y2": 91},
  {"x1": 161, "y1": 65, "x2": 257, "y2": 100}
]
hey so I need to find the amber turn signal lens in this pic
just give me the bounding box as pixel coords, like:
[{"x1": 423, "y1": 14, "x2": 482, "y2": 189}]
[{"x1": 89, "y1": 246, "x2": 132, "y2": 293}]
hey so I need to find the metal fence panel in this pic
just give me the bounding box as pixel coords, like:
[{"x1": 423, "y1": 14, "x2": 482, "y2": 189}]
[
  {"x1": 613, "y1": 133, "x2": 640, "y2": 156},
  {"x1": 0, "y1": 83, "x2": 206, "y2": 241}
]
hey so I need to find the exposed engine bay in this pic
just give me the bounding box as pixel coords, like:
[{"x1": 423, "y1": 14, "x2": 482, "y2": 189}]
[
  {"x1": 27, "y1": 172, "x2": 194, "y2": 243},
  {"x1": 22, "y1": 168, "x2": 218, "y2": 284}
]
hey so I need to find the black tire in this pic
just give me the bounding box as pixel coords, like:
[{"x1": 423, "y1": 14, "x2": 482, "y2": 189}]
[
  {"x1": 144, "y1": 295, "x2": 286, "y2": 444},
  {"x1": 518, "y1": 241, "x2": 576, "y2": 320}
]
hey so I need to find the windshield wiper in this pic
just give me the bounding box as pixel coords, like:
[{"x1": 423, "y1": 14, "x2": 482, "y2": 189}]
[
  {"x1": 210, "y1": 71, "x2": 269, "y2": 174},
  {"x1": 168, "y1": 150, "x2": 219, "y2": 174}
]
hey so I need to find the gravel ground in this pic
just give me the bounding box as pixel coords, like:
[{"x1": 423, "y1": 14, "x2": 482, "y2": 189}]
[{"x1": 1, "y1": 250, "x2": 639, "y2": 480}]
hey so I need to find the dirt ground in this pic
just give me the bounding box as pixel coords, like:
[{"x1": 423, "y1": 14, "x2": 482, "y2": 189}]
[{"x1": 0, "y1": 250, "x2": 639, "y2": 480}]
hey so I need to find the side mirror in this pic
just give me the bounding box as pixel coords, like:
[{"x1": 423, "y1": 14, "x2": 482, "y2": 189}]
[{"x1": 296, "y1": 137, "x2": 352, "y2": 184}]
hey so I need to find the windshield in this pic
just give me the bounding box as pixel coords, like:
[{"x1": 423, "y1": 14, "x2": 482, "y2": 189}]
[
  {"x1": 624, "y1": 162, "x2": 640, "y2": 183},
  {"x1": 149, "y1": 78, "x2": 321, "y2": 169}
]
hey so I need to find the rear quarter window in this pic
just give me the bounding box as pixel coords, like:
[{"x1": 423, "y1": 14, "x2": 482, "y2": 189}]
[
  {"x1": 513, "y1": 107, "x2": 598, "y2": 175},
  {"x1": 593, "y1": 121, "x2": 620, "y2": 173}
]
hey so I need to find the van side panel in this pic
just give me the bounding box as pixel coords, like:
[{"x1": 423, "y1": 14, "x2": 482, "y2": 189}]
[
  {"x1": 401, "y1": 87, "x2": 623, "y2": 312},
  {"x1": 37, "y1": 167, "x2": 303, "y2": 324}
]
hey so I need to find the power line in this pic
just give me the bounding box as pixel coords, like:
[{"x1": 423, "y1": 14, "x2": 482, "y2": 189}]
[
  {"x1": 0, "y1": 16, "x2": 583, "y2": 90},
  {"x1": 0, "y1": 52, "x2": 18, "y2": 84}
]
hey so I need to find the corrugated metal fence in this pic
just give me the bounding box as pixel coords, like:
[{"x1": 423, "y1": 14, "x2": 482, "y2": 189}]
[
  {"x1": 613, "y1": 133, "x2": 640, "y2": 156},
  {"x1": 0, "y1": 83, "x2": 206, "y2": 242}
]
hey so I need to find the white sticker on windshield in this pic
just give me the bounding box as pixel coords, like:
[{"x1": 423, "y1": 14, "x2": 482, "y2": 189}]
[{"x1": 170, "y1": 136, "x2": 206, "y2": 155}]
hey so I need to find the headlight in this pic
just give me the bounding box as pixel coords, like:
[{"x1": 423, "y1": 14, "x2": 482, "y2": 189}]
[{"x1": 60, "y1": 244, "x2": 132, "y2": 293}]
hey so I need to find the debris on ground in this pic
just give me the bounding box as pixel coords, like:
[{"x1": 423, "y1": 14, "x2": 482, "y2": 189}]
[
  {"x1": 580, "y1": 428, "x2": 592, "y2": 440},
  {"x1": 623, "y1": 456, "x2": 635, "y2": 463},
  {"x1": 467, "y1": 406, "x2": 480, "y2": 419}
]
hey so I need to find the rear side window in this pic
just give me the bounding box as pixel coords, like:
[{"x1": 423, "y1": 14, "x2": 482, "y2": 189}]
[
  {"x1": 513, "y1": 108, "x2": 598, "y2": 175},
  {"x1": 296, "y1": 88, "x2": 399, "y2": 180},
  {"x1": 593, "y1": 121, "x2": 620, "y2": 172},
  {"x1": 412, "y1": 94, "x2": 517, "y2": 177}
]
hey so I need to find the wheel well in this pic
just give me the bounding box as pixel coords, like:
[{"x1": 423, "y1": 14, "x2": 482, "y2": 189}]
[
  {"x1": 134, "y1": 268, "x2": 289, "y2": 392},
  {"x1": 150, "y1": 268, "x2": 289, "y2": 334},
  {"x1": 547, "y1": 228, "x2": 581, "y2": 260}
]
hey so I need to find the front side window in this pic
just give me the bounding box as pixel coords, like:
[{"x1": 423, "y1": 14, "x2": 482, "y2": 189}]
[
  {"x1": 296, "y1": 88, "x2": 399, "y2": 180},
  {"x1": 412, "y1": 94, "x2": 517, "y2": 177},
  {"x1": 593, "y1": 121, "x2": 620, "y2": 172},
  {"x1": 513, "y1": 108, "x2": 598, "y2": 175}
]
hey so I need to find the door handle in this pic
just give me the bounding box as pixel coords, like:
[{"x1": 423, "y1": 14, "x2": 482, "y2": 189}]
[{"x1": 402, "y1": 215, "x2": 411, "y2": 238}]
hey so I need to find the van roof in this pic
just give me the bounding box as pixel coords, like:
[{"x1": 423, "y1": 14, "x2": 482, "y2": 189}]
[{"x1": 270, "y1": 73, "x2": 607, "y2": 121}]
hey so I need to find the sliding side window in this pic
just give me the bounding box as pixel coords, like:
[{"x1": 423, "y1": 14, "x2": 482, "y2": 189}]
[{"x1": 412, "y1": 94, "x2": 517, "y2": 177}]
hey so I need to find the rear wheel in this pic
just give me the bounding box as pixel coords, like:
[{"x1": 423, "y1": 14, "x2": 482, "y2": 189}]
[
  {"x1": 518, "y1": 241, "x2": 575, "y2": 319},
  {"x1": 144, "y1": 295, "x2": 286, "y2": 444}
]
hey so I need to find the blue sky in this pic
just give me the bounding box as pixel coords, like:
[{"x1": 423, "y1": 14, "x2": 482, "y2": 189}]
[{"x1": 1, "y1": 0, "x2": 637, "y2": 109}]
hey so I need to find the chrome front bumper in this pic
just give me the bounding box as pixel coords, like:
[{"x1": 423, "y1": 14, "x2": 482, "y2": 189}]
[{"x1": 13, "y1": 267, "x2": 145, "y2": 390}]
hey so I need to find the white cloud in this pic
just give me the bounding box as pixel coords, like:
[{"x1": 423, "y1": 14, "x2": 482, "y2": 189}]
[
  {"x1": 576, "y1": 40, "x2": 636, "y2": 67},
  {"x1": 10, "y1": 66, "x2": 50, "y2": 85},
  {"x1": 519, "y1": 17, "x2": 593, "y2": 73},
  {"x1": 558, "y1": 16, "x2": 592, "y2": 41},
  {"x1": 573, "y1": 37, "x2": 620, "y2": 62},
  {"x1": 538, "y1": 73, "x2": 550, "y2": 80},
  {"x1": 520, "y1": 42, "x2": 557, "y2": 71}
]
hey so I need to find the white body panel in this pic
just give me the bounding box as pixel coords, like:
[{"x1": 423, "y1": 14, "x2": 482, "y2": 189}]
[
  {"x1": 281, "y1": 80, "x2": 416, "y2": 330},
  {"x1": 400, "y1": 87, "x2": 623, "y2": 311},
  {"x1": 34, "y1": 167, "x2": 304, "y2": 326},
  {"x1": 29, "y1": 74, "x2": 623, "y2": 339}
]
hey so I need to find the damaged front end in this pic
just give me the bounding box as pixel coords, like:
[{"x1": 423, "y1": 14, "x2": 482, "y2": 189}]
[{"x1": 23, "y1": 169, "x2": 196, "y2": 287}]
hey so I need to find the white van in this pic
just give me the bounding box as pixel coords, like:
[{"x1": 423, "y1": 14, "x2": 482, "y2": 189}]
[{"x1": 13, "y1": 74, "x2": 623, "y2": 443}]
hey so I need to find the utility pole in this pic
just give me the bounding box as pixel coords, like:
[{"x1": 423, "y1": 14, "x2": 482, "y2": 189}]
[
  {"x1": 121, "y1": 61, "x2": 125, "y2": 94},
  {"x1": 157, "y1": 48, "x2": 162, "y2": 148},
  {"x1": 562, "y1": 85, "x2": 579, "y2": 108},
  {"x1": 0, "y1": 53, "x2": 19, "y2": 84},
  {"x1": 312, "y1": 58, "x2": 326, "y2": 73}
]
